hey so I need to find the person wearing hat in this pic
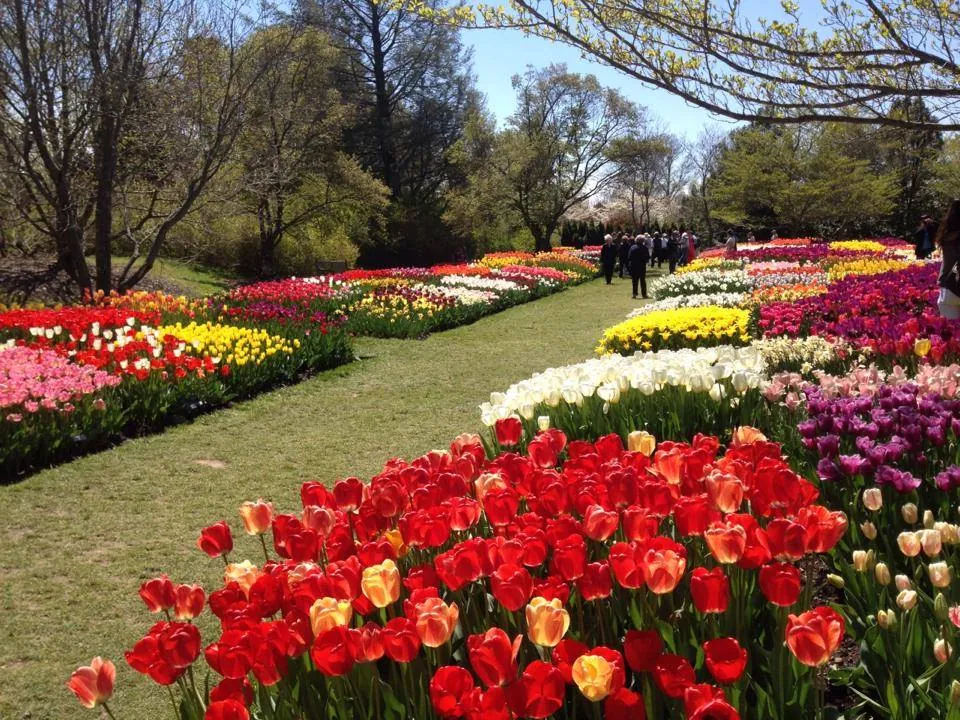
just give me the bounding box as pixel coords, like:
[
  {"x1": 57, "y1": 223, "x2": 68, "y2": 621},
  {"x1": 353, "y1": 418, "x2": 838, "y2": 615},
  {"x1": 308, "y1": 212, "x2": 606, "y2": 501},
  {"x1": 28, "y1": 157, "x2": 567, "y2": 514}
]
[
  {"x1": 916, "y1": 214, "x2": 939, "y2": 259},
  {"x1": 600, "y1": 234, "x2": 617, "y2": 284}
]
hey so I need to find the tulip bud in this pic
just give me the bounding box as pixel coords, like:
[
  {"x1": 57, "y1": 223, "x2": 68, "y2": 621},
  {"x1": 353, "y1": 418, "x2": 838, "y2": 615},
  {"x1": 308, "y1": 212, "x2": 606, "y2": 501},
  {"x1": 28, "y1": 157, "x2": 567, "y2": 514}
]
[
  {"x1": 860, "y1": 521, "x2": 877, "y2": 540},
  {"x1": 877, "y1": 609, "x2": 897, "y2": 630},
  {"x1": 537, "y1": 416, "x2": 551, "y2": 432},
  {"x1": 874, "y1": 562, "x2": 891, "y2": 585},
  {"x1": 895, "y1": 574, "x2": 912, "y2": 591},
  {"x1": 852, "y1": 550, "x2": 868, "y2": 572},
  {"x1": 897, "y1": 531, "x2": 922, "y2": 557},
  {"x1": 950, "y1": 680, "x2": 960, "y2": 707},
  {"x1": 924, "y1": 509, "x2": 935, "y2": 528},
  {"x1": 936, "y1": 638, "x2": 952, "y2": 664},
  {"x1": 897, "y1": 589, "x2": 918, "y2": 611},
  {"x1": 929, "y1": 561, "x2": 952, "y2": 588},
  {"x1": 902, "y1": 503, "x2": 919, "y2": 524},
  {"x1": 862, "y1": 488, "x2": 882, "y2": 512},
  {"x1": 936, "y1": 593, "x2": 950, "y2": 623},
  {"x1": 827, "y1": 573, "x2": 845, "y2": 589},
  {"x1": 921, "y1": 529, "x2": 943, "y2": 557}
]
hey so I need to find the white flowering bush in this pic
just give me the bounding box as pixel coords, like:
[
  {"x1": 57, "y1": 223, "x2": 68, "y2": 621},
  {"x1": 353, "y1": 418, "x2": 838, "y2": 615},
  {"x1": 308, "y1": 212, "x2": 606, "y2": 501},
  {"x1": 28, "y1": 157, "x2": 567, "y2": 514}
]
[
  {"x1": 652, "y1": 269, "x2": 753, "y2": 299},
  {"x1": 627, "y1": 292, "x2": 748, "y2": 318}
]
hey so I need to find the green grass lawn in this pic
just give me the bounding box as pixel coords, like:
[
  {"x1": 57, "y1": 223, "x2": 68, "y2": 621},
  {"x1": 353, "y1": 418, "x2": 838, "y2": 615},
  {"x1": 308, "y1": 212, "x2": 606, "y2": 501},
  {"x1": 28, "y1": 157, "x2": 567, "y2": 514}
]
[
  {"x1": 112, "y1": 256, "x2": 241, "y2": 296},
  {"x1": 0, "y1": 274, "x2": 654, "y2": 719}
]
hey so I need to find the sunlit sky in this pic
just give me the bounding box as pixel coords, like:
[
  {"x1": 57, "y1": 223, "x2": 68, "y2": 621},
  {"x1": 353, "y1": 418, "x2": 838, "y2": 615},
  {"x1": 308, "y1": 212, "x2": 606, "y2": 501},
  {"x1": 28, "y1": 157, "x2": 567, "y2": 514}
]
[{"x1": 463, "y1": 0, "x2": 830, "y2": 138}]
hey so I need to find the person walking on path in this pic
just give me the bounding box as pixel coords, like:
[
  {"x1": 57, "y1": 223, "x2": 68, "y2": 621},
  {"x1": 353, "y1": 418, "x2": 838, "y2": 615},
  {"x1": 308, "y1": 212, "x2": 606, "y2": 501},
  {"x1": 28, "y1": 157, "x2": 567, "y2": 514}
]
[
  {"x1": 666, "y1": 232, "x2": 679, "y2": 273},
  {"x1": 652, "y1": 233, "x2": 663, "y2": 268},
  {"x1": 600, "y1": 234, "x2": 617, "y2": 284},
  {"x1": 628, "y1": 235, "x2": 650, "y2": 299},
  {"x1": 617, "y1": 234, "x2": 631, "y2": 278},
  {"x1": 916, "y1": 214, "x2": 940, "y2": 259},
  {"x1": 936, "y1": 201, "x2": 960, "y2": 318}
]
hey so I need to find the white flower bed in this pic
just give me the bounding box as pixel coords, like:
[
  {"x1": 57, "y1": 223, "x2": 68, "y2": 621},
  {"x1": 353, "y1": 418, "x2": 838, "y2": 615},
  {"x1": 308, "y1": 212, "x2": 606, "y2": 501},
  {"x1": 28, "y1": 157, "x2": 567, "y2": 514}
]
[
  {"x1": 652, "y1": 269, "x2": 753, "y2": 299},
  {"x1": 440, "y1": 275, "x2": 521, "y2": 292},
  {"x1": 627, "y1": 292, "x2": 747, "y2": 318}
]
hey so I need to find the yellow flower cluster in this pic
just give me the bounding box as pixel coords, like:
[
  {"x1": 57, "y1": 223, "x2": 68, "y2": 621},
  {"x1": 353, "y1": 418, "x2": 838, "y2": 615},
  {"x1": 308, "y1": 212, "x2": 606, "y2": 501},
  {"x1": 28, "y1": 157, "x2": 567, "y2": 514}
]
[
  {"x1": 675, "y1": 257, "x2": 740, "y2": 275},
  {"x1": 99, "y1": 290, "x2": 205, "y2": 316},
  {"x1": 348, "y1": 295, "x2": 443, "y2": 322},
  {"x1": 828, "y1": 240, "x2": 887, "y2": 253},
  {"x1": 597, "y1": 306, "x2": 753, "y2": 355},
  {"x1": 827, "y1": 258, "x2": 916, "y2": 281},
  {"x1": 157, "y1": 322, "x2": 296, "y2": 367},
  {"x1": 477, "y1": 252, "x2": 535, "y2": 269},
  {"x1": 353, "y1": 278, "x2": 411, "y2": 289}
]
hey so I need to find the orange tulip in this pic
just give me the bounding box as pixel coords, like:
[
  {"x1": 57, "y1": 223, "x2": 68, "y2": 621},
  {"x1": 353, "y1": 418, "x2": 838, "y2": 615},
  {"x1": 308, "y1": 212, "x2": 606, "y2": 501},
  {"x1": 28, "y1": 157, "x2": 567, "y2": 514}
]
[
  {"x1": 239, "y1": 499, "x2": 274, "y2": 535},
  {"x1": 785, "y1": 606, "x2": 844, "y2": 667},
  {"x1": 224, "y1": 560, "x2": 261, "y2": 596},
  {"x1": 705, "y1": 470, "x2": 744, "y2": 513},
  {"x1": 66, "y1": 657, "x2": 115, "y2": 709},
  {"x1": 525, "y1": 596, "x2": 570, "y2": 647},
  {"x1": 173, "y1": 583, "x2": 205, "y2": 620},
  {"x1": 309, "y1": 597, "x2": 353, "y2": 637},
  {"x1": 653, "y1": 449, "x2": 684, "y2": 484},
  {"x1": 640, "y1": 537, "x2": 687, "y2": 594},
  {"x1": 731, "y1": 426, "x2": 767, "y2": 446},
  {"x1": 361, "y1": 559, "x2": 401, "y2": 608},
  {"x1": 704, "y1": 522, "x2": 748, "y2": 564},
  {"x1": 413, "y1": 596, "x2": 460, "y2": 647}
]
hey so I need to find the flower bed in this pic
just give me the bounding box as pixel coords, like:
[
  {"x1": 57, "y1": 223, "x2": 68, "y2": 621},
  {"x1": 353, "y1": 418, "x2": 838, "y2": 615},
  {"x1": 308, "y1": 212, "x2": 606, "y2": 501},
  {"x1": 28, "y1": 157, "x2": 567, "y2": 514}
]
[{"x1": 598, "y1": 306, "x2": 753, "y2": 355}]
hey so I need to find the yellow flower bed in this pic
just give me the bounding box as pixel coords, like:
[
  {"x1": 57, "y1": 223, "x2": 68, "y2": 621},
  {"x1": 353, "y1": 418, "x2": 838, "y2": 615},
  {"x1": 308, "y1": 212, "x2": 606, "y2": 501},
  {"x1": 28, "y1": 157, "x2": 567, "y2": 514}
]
[
  {"x1": 675, "y1": 257, "x2": 740, "y2": 275},
  {"x1": 827, "y1": 258, "x2": 916, "y2": 282},
  {"x1": 476, "y1": 252, "x2": 535, "y2": 269},
  {"x1": 828, "y1": 240, "x2": 887, "y2": 253},
  {"x1": 347, "y1": 295, "x2": 443, "y2": 322},
  {"x1": 748, "y1": 283, "x2": 828, "y2": 305},
  {"x1": 597, "y1": 305, "x2": 753, "y2": 355},
  {"x1": 156, "y1": 322, "x2": 297, "y2": 367}
]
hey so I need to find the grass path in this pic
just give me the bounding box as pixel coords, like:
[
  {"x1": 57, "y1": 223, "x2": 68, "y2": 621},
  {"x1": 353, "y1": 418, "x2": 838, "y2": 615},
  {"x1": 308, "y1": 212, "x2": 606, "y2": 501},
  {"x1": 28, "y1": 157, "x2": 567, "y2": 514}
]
[{"x1": 0, "y1": 274, "x2": 653, "y2": 718}]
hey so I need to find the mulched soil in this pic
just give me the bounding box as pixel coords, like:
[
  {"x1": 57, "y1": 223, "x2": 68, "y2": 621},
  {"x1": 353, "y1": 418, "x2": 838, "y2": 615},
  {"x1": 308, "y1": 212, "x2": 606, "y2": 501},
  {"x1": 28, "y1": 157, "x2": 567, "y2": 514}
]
[{"x1": 0, "y1": 254, "x2": 186, "y2": 305}]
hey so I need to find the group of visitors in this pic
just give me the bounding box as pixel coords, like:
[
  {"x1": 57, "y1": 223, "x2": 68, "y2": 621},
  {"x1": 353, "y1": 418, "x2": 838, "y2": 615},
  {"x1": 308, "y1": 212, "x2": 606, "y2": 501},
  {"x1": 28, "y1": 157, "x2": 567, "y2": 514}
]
[{"x1": 600, "y1": 229, "x2": 699, "y2": 299}]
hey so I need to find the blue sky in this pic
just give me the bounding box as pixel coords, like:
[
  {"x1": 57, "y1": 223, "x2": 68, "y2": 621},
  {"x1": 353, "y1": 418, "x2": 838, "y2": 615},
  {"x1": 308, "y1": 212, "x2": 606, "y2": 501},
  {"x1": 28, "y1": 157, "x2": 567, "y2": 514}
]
[{"x1": 463, "y1": 1, "x2": 828, "y2": 139}]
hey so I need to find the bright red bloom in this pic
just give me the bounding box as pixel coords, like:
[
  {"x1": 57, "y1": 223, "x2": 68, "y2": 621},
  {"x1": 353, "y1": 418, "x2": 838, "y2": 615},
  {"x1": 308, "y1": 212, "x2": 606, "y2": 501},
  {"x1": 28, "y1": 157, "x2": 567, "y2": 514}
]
[
  {"x1": 139, "y1": 576, "x2": 176, "y2": 613},
  {"x1": 704, "y1": 522, "x2": 747, "y2": 564},
  {"x1": 605, "y1": 687, "x2": 646, "y2": 720},
  {"x1": 673, "y1": 495, "x2": 720, "y2": 537},
  {"x1": 551, "y1": 638, "x2": 589, "y2": 682},
  {"x1": 527, "y1": 435, "x2": 559, "y2": 468},
  {"x1": 494, "y1": 418, "x2": 523, "y2": 446},
  {"x1": 576, "y1": 561, "x2": 613, "y2": 600},
  {"x1": 551, "y1": 534, "x2": 587, "y2": 581},
  {"x1": 623, "y1": 630, "x2": 663, "y2": 673},
  {"x1": 786, "y1": 606, "x2": 845, "y2": 667},
  {"x1": 759, "y1": 562, "x2": 802, "y2": 607},
  {"x1": 467, "y1": 628, "x2": 520, "y2": 688},
  {"x1": 311, "y1": 626, "x2": 355, "y2": 676},
  {"x1": 173, "y1": 583, "x2": 205, "y2": 620},
  {"x1": 483, "y1": 487, "x2": 520, "y2": 527},
  {"x1": 654, "y1": 654, "x2": 696, "y2": 698},
  {"x1": 205, "y1": 699, "x2": 250, "y2": 720},
  {"x1": 798, "y1": 505, "x2": 848, "y2": 553},
  {"x1": 703, "y1": 638, "x2": 747, "y2": 684},
  {"x1": 640, "y1": 536, "x2": 687, "y2": 594},
  {"x1": 333, "y1": 477, "x2": 366, "y2": 512},
  {"x1": 197, "y1": 521, "x2": 233, "y2": 559},
  {"x1": 583, "y1": 504, "x2": 618, "y2": 541},
  {"x1": 690, "y1": 567, "x2": 729, "y2": 614},
  {"x1": 66, "y1": 657, "x2": 115, "y2": 709},
  {"x1": 621, "y1": 506, "x2": 660, "y2": 542},
  {"x1": 209, "y1": 677, "x2": 254, "y2": 706},
  {"x1": 125, "y1": 622, "x2": 200, "y2": 685},
  {"x1": 608, "y1": 541, "x2": 644, "y2": 589},
  {"x1": 205, "y1": 629, "x2": 254, "y2": 679},
  {"x1": 506, "y1": 660, "x2": 565, "y2": 719},
  {"x1": 381, "y1": 617, "x2": 421, "y2": 662},
  {"x1": 765, "y1": 518, "x2": 808, "y2": 561},
  {"x1": 685, "y1": 684, "x2": 740, "y2": 719},
  {"x1": 430, "y1": 666, "x2": 477, "y2": 718},
  {"x1": 490, "y1": 563, "x2": 533, "y2": 612}
]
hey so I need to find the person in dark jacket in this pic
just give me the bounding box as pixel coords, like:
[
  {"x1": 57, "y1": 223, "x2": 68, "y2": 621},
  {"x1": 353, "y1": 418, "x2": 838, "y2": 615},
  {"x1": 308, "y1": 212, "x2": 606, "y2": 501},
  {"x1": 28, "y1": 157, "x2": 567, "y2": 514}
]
[
  {"x1": 652, "y1": 233, "x2": 663, "y2": 267},
  {"x1": 916, "y1": 214, "x2": 939, "y2": 259},
  {"x1": 628, "y1": 235, "x2": 649, "y2": 299},
  {"x1": 666, "y1": 232, "x2": 679, "y2": 274},
  {"x1": 600, "y1": 234, "x2": 617, "y2": 284},
  {"x1": 617, "y1": 235, "x2": 630, "y2": 278},
  {"x1": 936, "y1": 201, "x2": 960, "y2": 318}
]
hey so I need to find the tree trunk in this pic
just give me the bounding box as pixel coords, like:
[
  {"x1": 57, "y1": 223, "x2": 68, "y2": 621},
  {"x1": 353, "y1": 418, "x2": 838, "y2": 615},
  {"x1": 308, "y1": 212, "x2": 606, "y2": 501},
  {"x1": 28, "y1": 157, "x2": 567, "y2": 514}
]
[
  {"x1": 368, "y1": 2, "x2": 396, "y2": 194},
  {"x1": 93, "y1": 116, "x2": 118, "y2": 293},
  {"x1": 257, "y1": 199, "x2": 276, "y2": 278},
  {"x1": 532, "y1": 223, "x2": 552, "y2": 253}
]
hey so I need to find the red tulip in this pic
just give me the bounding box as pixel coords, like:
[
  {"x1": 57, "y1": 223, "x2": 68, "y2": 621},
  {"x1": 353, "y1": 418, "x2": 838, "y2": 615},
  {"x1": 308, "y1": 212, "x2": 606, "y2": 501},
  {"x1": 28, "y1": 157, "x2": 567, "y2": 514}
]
[
  {"x1": 139, "y1": 576, "x2": 176, "y2": 613},
  {"x1": 759, "y1": 562, "x2": 802, "y2": 607},
  {"x1": 654, "y1": 654, "x2": 695, "y2": 698},
  {"x1": 490, "y1": 563, "x2": 533, "y2": 612},
  {"x1": 197, "y1": 521, "x2": 233, "y2": 559},
  {"x1": 506, "y1": 660, "x2": 565, "y2": 719},
  {"x1": 66, "y1": 657, "x2": 115, "y2": 709},
  {"x1": 605, "y1": 686, "x2": 646, "y2": 720},
  {"x1": 205, "y1": 699, "x2": 250, "y2": 720},
  {"x1": 583, "y1": 504, "x2": 619, "y2": 541},
  {"x1": 683, "y1": 684, "x2": 727, "y2": 715},
  {"x1": 690, "y1": 567, "x2": 729, "y2": 614},
  {"x1": 673, "y1": 495, "x2": 721, "y2": 536},
  {"x1": 381, "y1": 616, "x2": 421, "y2": 662},
  {"x1": 799, "y1": 505, "x2": 848, "y2": 553},
  {"x1": 483, "y1": 487, "x2": 520, "y2": 527},
  {"x1": 609, "y1": 541, "x2": 644, "y2": 589},
  {"x1": 494, "y1": 417, "x2": 523, "y2": 446},
  {"x1": 765, "y1": 518, "x2": 807, "y2": 561},
  {"x1": 311, "y1": 626, "x2": 355, "y2": 676},
  {"x1": 551, "y1": 534, "x2": 587, "y2": 581},
  {"x1": 126, "y1": 622, "x2": 199, "y2": 685},
  {"x1": 623, "y1": 629, "x2": 663, "y2": 673},
  {"x1": 333, "y1": 477, "x2": 366, "y2": 512},
  {"x1": 527, "y1": 435, "x2": 559, "y2": 468},
  {"x1": 640, "y1": 536, "x2": 687, "y2": 594},
  {"x1": 205, "y1": 630, "x2": 254, "y2": 680},
  {"x1": 173, "y1": 583, "x2": 205, "y2": 620},
  {"x1": 467, "y1": 628, "x2": 520, "y2": 687},
  {"x1": 576, "y1": 561, "x2": 613, "y2": 600},
  {"x1": 430, "y1": 666, "x2": 477, "y2": 718},
  {"x1": 209, "y1": 677, "x2": 254, "y2": 706},
  {"x1": 703, "y1": 638, "x2": 747, "y2": 684},
  {"x1": 551, "y1": 638, "x2": 589, "y2": 682},
  {"x1": 704, "y1": 522, "x2": 747, "y2": 564},
  {"x1": 621, "y1": 506, "x2": 660, "y2": 542},
  {"x1": 785, "y1": 606, "x2": 845, "y2": 667}
]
